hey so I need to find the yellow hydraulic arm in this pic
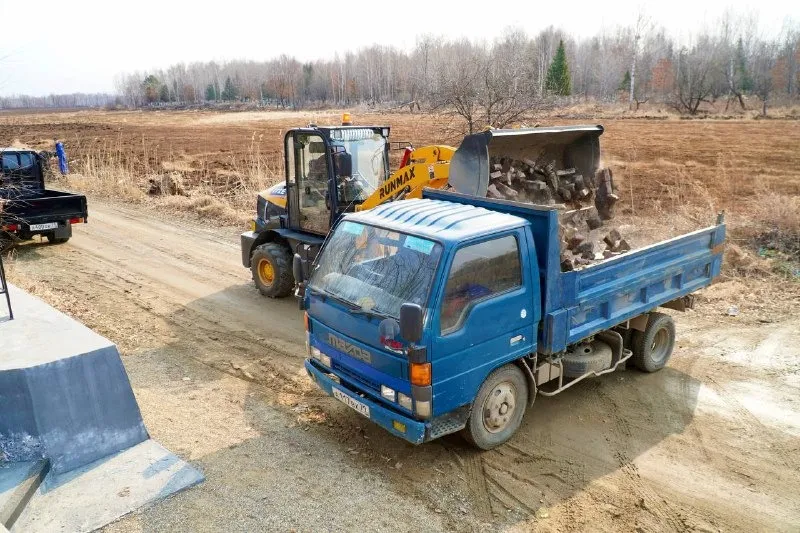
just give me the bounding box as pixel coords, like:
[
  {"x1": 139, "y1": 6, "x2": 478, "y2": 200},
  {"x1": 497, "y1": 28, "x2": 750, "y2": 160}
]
[{"x1": 356, "y1": 145, "x2": 455, "y2": 211}]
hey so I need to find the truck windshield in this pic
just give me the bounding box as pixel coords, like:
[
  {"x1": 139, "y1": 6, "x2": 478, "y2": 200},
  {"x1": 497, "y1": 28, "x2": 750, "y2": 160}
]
[
  {"x1": 308, "y1": 220, "x2": 442, "y2": 319},
  {"x1": 330, "y1": 129, "x2": 387, "y2": 201}
]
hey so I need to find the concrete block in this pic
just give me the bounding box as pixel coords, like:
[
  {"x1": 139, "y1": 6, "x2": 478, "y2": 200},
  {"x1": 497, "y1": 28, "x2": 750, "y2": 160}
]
[
  {"x1": 0, "y1": 284, "x2": 148, "y2": 474},
  {"x1": 12, "y1": 440, "x2": 204, "y2": 533}
]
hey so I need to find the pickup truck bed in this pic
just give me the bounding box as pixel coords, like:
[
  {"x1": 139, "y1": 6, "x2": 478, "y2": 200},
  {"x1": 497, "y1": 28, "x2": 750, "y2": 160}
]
[{"x1": 422, "y1": 190, "x2": 726, "y2": 354}]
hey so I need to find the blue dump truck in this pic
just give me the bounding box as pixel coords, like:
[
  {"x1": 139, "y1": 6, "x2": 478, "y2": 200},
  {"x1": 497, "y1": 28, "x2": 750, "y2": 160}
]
[{"x1": 296, "y1": 189, "x2": 725, "y2": 449}]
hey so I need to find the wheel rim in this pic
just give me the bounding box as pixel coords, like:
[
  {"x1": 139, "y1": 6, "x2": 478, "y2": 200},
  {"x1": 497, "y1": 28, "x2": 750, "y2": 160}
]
[
  {"x1": 482, "y1": 381, "x2": 517, "y2": 434},
  {"x1": 650, "y1": 327, "x2": 671, "y2": 364},
  {"x1": 257, "y1": 258, "x2": 275, "y2": 286}
]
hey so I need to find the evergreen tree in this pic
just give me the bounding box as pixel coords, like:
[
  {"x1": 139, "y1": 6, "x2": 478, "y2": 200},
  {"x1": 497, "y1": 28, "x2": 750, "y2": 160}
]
[
  {"x1": 545, "y1": 40, "x2": 572, "y2": 96},
  {"x1": 620, "y1": 70, "x2": 631, "y2": 91},
  {"x1": 221, "y1": 76, "x2": 237, "y2": 101},
  {"x1": 158, "y1": 84, "x2": 170, "y2": 103},
  {"x1": 735, "y1": 37, "x2": 754, "y2": 93},
  {"x1": 205, "y1": 83, "x2": 216, "y2": 101}
]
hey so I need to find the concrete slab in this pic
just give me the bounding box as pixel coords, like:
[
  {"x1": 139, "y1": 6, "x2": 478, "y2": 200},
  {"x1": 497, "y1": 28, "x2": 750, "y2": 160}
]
[
  {"x1": 0, "y1": 284, "x2": 112, "y2": 370},
  {"x1": 12, "y1": 439, "x2": 204, "y2": 533},
  {"x1": 0, "y1": 461, "x2": 47, "y2": 529},
  {"x1": 0, "y1": 284, "x2": 148, "y2": 472}
]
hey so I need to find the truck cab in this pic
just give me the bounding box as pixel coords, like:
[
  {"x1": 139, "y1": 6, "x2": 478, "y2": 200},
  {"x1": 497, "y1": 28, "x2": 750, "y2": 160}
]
[{"x1": 301, "y1": 189, "x2": 725, "y2": 449}]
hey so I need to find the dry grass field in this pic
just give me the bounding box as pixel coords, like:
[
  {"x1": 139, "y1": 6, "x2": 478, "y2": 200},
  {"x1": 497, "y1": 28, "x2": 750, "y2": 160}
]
[{"x1": 2, "y1": 109, "x2": 800, "y2": 532}]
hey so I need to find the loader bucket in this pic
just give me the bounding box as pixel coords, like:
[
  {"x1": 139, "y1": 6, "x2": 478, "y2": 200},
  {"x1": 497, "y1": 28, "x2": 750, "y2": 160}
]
[{"x1": 448, "y1": 125, "x2": 604, "y2": 197}]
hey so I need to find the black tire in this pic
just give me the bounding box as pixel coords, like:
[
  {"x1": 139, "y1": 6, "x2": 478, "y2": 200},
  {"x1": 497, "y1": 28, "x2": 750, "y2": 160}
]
[
  {"x1": 463, "y1": 364, "x2": 528, "y2": 450},
  {"x1": 562, "y1": 340, "x2": 613, "y2": 377},
  {"x1": 47, "y1": 235, "x2": 70, "y2": 244},
  {"x1": 631, "y1": 312, "x2": 676, "y2": 372},
  {"x1": 250, "y1": 242, "x2": 294, "y2": 298}
]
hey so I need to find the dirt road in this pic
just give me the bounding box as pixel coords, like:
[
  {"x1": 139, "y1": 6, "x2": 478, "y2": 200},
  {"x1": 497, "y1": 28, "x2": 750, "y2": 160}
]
[{"x1": 7, "y1": 200, "x2": 800, "y2": 532}]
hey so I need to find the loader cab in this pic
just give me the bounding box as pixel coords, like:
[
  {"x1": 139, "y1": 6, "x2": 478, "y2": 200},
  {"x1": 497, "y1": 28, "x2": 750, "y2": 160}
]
[{"x1": 283, "y1": 124, "x2": 390, "y2": 235}]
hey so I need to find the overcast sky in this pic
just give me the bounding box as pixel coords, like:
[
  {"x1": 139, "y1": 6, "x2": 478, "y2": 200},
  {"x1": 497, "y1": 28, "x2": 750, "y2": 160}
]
[{"x1": 0, "y1": 0, "x2": 795, "y2": 96}]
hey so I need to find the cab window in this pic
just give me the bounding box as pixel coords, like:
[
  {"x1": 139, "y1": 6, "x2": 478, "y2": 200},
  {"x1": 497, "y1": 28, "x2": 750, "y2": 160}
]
[{"x1": 439, "y1": 234, "x2": 522, "y2": 333}]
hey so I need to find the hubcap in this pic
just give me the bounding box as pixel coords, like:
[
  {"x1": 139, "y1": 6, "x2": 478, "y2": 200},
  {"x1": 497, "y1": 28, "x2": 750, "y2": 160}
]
[
  {"x1": 651, "y1": 327, "x2": 670, "y2": 363},
  {"x1": 258, "y1": 259, "x2": 275, "y2": 285},
  {"x1": 482, "y1": 382, "x2": 517, "y2": 434}
]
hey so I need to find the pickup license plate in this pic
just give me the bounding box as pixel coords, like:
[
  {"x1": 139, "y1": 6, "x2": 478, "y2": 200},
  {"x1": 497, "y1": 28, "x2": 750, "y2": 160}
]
[
  {"x1": 332, "y1": 387, "x2": 370, "y2": 418},
  {"x1": 28, "y1": 222, "x2": 58, "y2": 231}
]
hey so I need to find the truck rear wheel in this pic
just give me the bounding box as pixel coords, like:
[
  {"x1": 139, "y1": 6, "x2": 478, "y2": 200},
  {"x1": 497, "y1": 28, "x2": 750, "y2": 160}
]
[
  {"x1": 251, "y1": 242, "x2": 294, "y2": 298},
  {"x1": 631, "y1": 312, "x2": 675, "y2": 372},
  {"x1": 46, "y1": 234, "x2": 70, "y2": 244},
  {"x1": 464, "y1": 364, "x2": 528, "y2": 450}
]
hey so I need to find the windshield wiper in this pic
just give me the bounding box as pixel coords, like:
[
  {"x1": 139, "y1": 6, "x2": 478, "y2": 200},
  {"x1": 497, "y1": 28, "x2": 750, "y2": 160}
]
[{"x1": 307, "y1": 286, "x2": 390, "y2": 321}]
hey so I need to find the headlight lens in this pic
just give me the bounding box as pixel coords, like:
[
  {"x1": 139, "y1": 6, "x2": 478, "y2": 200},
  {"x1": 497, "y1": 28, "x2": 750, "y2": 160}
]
[
  {"x1": 311, "y1": 348, "x2": 331, "y2": 368},
  {"x1": 381, "y1": 385, "x2": 396, "y2": 402},
  {"x1": 398, "y1": 393, "x2": 412, "y2": 411}
]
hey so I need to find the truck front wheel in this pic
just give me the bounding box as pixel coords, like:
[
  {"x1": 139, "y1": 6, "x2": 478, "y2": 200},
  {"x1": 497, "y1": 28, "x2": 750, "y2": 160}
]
[
  {"x1": 464, "y1": 364, "x2": 528, "y2": 450},
  {"x1": 251, "y1": 242, "x2": 294, "y2": 298},
  {"x1": 631, "y1": 312, "x2": 676, "y2": 372}
]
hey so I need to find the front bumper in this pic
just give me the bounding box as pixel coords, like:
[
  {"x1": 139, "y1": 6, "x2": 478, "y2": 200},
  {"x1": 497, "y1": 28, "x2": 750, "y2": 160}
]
[
  {"x1": 240, "y1": 231, "x2": 257, "y2": 268},
  {"x1": 304, "y1": 359, "x2": 427, "y2": 445}
]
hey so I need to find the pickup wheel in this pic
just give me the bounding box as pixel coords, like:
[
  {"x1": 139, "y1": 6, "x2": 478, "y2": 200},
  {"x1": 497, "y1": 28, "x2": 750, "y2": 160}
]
[
  {"x1": 47, "y1": 235, "x2": 70, "y2": 244},
  {"x1": 631, "y1": 312, "x2": 675, "y2": 372},
  {"x1": 464, "y1": 364, "x2": 528, "y2": 450},
  {"x1": 251, "y1": 242, "x2": 294, "y2": 298}
]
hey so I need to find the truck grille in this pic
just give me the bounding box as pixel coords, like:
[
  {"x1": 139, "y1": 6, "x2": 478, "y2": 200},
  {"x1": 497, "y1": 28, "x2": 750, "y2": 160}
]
[{"x1": 332, "y1": 361, "x2": 380, "y2": 394}]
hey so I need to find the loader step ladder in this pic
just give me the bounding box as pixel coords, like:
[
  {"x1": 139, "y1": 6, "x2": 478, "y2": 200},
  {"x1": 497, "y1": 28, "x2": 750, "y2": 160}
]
[{"x1": 0, "y1": 252, "x2": 13, "y2": 320}]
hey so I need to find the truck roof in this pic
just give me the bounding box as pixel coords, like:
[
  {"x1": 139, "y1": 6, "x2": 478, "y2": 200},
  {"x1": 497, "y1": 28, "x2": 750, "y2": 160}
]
[{"x1": 346, "y1": 198, "x2": 528, "y2": 243}]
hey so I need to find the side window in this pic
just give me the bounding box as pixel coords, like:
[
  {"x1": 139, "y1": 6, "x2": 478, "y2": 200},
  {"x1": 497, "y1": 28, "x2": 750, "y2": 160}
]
[
  {"x1": 440, "y1": 234, "x2": 522, "y2": 333},
  {"x1": 285, "y1": 135, "x2": 296, "y2": 184},
  {"x1": 18, "y1": 152, "x2": 35, "y2": 169}
]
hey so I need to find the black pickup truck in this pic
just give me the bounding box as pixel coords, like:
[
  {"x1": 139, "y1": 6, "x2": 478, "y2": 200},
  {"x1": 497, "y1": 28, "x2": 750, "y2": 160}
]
[{"x1": 0, "y1": 148, "x2": 87, "y2": 248}]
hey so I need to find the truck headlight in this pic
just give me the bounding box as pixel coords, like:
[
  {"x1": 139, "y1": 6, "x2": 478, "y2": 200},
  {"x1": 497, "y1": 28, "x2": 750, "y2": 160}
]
[
  {"x1": 381, "y1": 385, "x2": 396, "y2": 402},
  {"x1": 312, "y1": 348, "x2": 331, "y2": 368},
  {"x1": 397, "y1": 393, "x2": 412, "y2": 411},
  {"x1": 415, "y1": 400, "x2": 431, "y2": 418}
]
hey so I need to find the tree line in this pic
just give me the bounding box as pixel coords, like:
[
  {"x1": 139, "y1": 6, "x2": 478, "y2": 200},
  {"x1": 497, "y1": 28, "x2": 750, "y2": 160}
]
[{"x1": 0, "y1": 93, "x2": 117, "y2": 109}]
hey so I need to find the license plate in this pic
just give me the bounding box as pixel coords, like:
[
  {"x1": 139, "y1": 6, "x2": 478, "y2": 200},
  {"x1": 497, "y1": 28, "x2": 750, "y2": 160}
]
[
  {"x1": 332, "y1": 387, "x2": 370, "y2": 418},
  {"x1": 29, "y1": 222, "x2": 58, "y2": 231}
]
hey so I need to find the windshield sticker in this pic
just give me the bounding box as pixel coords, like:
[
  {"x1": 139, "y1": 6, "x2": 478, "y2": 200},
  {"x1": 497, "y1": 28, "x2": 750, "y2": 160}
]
[
  {"x1": 404, "y1": 235, "x2": 435, "y2": 254},
  {"x1": 339, "y1": 221, "x2": 364, "y2": 235}
]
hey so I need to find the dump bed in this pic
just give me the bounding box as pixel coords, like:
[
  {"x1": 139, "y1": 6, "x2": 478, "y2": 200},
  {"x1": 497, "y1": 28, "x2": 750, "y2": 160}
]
[{"x1": 422, "y1": 189, "x2": 726, "y2": 354}]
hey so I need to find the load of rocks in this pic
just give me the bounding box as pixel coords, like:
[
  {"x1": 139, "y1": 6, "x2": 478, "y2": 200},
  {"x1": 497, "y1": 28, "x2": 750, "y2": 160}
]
[{"x1": 484, "y1": 156, "x2": 627, "y2": 271}]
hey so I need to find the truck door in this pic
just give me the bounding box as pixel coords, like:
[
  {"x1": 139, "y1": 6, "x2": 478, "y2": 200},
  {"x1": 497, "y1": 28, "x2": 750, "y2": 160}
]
[
  {"x1": 293, "y1": 133, "x2": 331, "y2": 235},
  {"x1": 430, "y1": 230, "x2": 537, "y2": 413}
]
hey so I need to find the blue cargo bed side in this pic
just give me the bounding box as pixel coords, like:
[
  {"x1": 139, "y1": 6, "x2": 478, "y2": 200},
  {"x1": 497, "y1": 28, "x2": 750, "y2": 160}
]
[{"x1": 543, "y1": 223, "x2": 725, "y2": 353}]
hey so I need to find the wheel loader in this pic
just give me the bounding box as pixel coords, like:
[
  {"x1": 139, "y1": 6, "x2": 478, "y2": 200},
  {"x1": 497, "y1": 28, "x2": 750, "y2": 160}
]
[{"x1": 240, "y1": 113, "x2": 604, "y2": 298}]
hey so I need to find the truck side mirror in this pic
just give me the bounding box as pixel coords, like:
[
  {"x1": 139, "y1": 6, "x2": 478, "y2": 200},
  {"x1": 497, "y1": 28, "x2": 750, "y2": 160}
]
[
  {"x1": 334, "y1": 152, "x2": 352, "y2": 177},
  {"x1": 400, "y1": 303, "x2": 423, "y2": 344},
  {"x1": 293, "y1": 253, "x2": 305, "y2": 283}
]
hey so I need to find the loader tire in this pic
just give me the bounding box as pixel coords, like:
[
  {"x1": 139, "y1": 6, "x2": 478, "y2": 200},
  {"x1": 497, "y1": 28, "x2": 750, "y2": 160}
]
[
  {"x1": 251, "y1": 242, "x2": 294, "y2": 298},
  {"x1": 463, "y1": 364, "x2": 528, "y2": 450},
  {"x1": 631, "y1": 312, "x2": 675, "y2": 372}
]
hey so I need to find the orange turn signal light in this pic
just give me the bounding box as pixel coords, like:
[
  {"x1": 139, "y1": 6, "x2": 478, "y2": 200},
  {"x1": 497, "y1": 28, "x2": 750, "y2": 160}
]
[
  {"x1": 304, "y1": 311, "x2": 309, "y2": 332},
  {"x1": 410, "y1": 362, "x2": 431, "y2": 386},
  {"x1": 341, "y1": 112, "x2": 352, "y2": 125}
]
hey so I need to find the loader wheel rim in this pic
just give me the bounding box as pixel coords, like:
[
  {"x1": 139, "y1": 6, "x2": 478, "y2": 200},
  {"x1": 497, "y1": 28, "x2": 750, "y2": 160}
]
[
  {"x1": 651, "y1": 327, "x2": 670, "y2": 364},
  {"x1": 257, "y1": 258, "x2": 275, "y2": 285},
  {"x1": 482, "y1": 382, "x2": 517, "y2": 434}
]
